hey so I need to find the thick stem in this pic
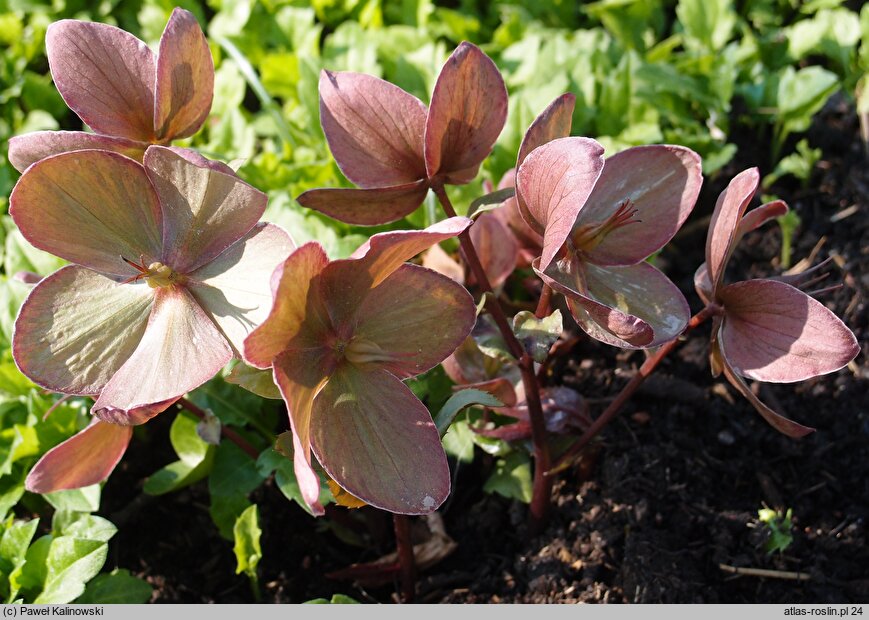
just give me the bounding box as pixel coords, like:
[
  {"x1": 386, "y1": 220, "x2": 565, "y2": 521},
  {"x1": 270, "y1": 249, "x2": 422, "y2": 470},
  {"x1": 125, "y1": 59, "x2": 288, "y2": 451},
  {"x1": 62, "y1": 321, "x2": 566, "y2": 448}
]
[
  {"x1": 432, "y1": 184, "x2": 552, "y2": 532},
  {"x1": 548, "y1": 307, "x2": 716, "y2": 475},
  {"x1": 393, "y1": 514, "x2": 416, "y2": 603},
  {"x1": 176, "y1": 397, "x2": 260, "y2": 460},
  {"x1": 535, "y1": 285, "x2": 553, "y2": 319}
]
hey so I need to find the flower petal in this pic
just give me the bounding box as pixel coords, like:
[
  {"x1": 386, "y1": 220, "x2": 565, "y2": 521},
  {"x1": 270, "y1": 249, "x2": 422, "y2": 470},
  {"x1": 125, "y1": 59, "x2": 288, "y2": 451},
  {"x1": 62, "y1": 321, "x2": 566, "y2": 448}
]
[
  {"x1": 310, "y1": 366, "x2": 450, "y2": 514},
  {"x1": 10, "y1": 150, "x2": 162, "y2": 277},
  {"x1": 46, "y1": 20, "x2": 155, "y2": 141},
  {"x1": 580, "y1": 145, "x2": 702, "y2": 265},
  {"x1": 421, "y1": 243, "x2": 465, "y2": 284},
  {"x1": 296, "y1": 180, "x2": 429, "y2": 226},
  {"x1": 319, "y1": 70, "x2": 427, "y2": 187},
  {"x1": 694, "y1": 262, "x2": 713, "y2": 306},
  {"x1": 143, "y1": 145, "x2": 267, "y2": 273},
  {"x1": 719, "y1": 279, "x2": 859, "y2": 383},
  {"x1": 154, "y1": 8, "x2": 213, "y2": 141},
  {"x1": 516, "y1": 137, "x2": 605, "y2": 271},
  {"x1": 8, "y1": 131, "x2": 145, "y2": 173},
  {"x1": 469, "y1": 213, "x2": 518, "y2": 288},
  {"x1": 718, "y1": 336, "x2": 815, "y2": 438},
  {"x1": 515, "y1": 94, "x2": 575, "y2": 236},
  {"x1": 706, "y1": 168, "x2": 759, "y2": 295},
  {"x1": 425, "y1": 42, "x2": 507, "y2": 185},
  {"x1": 353, "y1": 264, "x2": 475, "y2": 378},
  {"x1": 25, "y1": 421, "x2": 133, "y2": 493},
  {"x1": 92, "y1": 285, "x2": 232, "y2": 425},
  {"x1": 273, "y1": 348, "x2": 337, "y2": 517},
  {"x1": 535, "y1": 258, "x2": 688, "y2": 348},
  {"x1": 188, "y1": 223, "x2": 295, "y2": 356},
  {"x1": 243, "y1": 242, "x2": 331, "y2": 369},
  {"x1": 13, "y1": 265, "x2": 153, "y2": 395},
  {"x1": 321, "y1": 218, "x2": 473, "y2": 330},
  {"x1": 737, "y1": 200, "x2": 788, "y2": 238}
]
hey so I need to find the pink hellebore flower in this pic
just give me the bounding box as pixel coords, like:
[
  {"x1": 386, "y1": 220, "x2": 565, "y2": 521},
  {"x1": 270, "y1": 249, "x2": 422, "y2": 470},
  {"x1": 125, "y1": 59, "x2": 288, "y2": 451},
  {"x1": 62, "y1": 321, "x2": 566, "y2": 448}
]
[
  {"x1": 11, "y1": 146, "x2": 294, "y2": 493},
  {"x1": 695, "y1": 168, "x2": 859, "y2": 437},
  {"x1": 9, "y1": 9, "x2": 213, "y2": 172},
  {"x1": 297, "y1": 42, "x2": 507, "y2": 225},
  {"x1": 516, "y1": 136, "x2": 702, "y2": 348},
  {"x1": 244, "y1": 219, "x2": 477, "y2": 515}
]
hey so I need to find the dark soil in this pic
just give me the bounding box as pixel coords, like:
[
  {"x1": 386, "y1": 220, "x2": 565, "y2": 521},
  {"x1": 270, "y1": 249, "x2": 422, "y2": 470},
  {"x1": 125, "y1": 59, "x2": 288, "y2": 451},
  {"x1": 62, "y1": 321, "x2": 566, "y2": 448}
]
[{"x1": 99, "y1": 97, "x2": 868, "y2": 603}]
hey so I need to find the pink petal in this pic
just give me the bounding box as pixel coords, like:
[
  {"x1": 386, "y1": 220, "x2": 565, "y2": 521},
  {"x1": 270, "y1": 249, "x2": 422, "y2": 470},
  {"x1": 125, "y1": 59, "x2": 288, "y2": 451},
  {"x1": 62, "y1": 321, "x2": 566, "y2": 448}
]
[
  {"x1": 719, "y1": 279, "x2": 859, "y2": 383},
  {"x1": 25, "y1": 421, "x2": 133, "y2": 493},
  {"x1": 319, "y1": 70, "x2": 427, "y2": 187},
  {"x1": 535, "y1": 258, "x2": 688, "y2": 348},
  {"x1": 188, "y1": 223, "x2": 295, "y2": 355},
  {"x1": 718, "y1": 334, "x2": 815, "y2": 438},
  {"x1": 273, "y1": 349, "x2": 338, "y2": 517},
  {"x1": 425, "y1": 42, "x2": 508, "y2": 185},
  {"x1": 579, "y1": 145, "x2": 702, "y2": 265},
  {"x1": 296, "y1": 180, "x2": 429, "y2": 226},
  {"x1": 310, "y1": 367, "x2": 450, "y2": 514},
  {"x1": 492, "y1": 170, "x2": 543, "y2": 267},
  {"x1": 8, "y1": 131, "x2": 146, "y2": 173},
  {"x1": 13, "y1": 265, "x2": 154, "y2": 396},
  {"x1": 46, "y1": 20, "x2": 156, "y2": 141},
  {"x1": 737, "y1": 200, "x2": 788, "y2": 238},
  {"x1": 421, "y1": 243, "x2": 465, "y2": 284},
  {"x1": 154, "y1": 8, "x2": 213, "y2": 141},
  {"x1": 469, "y1": 213, "x2": 518, "y2": 288},
  {"x1": 10, "y1": 150, "x2": 163, "y2": 277},
  {"x1": 321, "y1": 217, "x2": 473, "y2": 330},
  {"x1": 243, "y1": 243, "x2": 331, "y2": 369},
  {"x1": 353, "y1": 264, "x2": 475, "y2": 379},
  {"x1": 694, "y1": 262, "x2": 714, "y2": 306},
  {"x1": 92, "y1": 285, "x2": 232, "y2": 425},
  {"x1": 143, "y1": 146, "x2": 267, "y2": 273},
  {"x1": 706, "y1": 168, "x2": 759, "y2": 296},
  {"x1": 516, "y1": 137, "x2": 605, "y2": 271}
]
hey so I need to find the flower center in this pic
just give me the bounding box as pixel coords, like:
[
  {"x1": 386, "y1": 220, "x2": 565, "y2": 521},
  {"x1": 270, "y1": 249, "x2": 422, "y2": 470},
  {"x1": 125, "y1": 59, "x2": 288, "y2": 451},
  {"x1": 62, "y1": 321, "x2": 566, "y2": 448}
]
[
  {"x1": 341, "y1": 337, "x2": 396, "y2": 371},
  {"x1": 121, "y1": 256, "x2": 181, "y2": 288},
  {"x1": 570, "y1": 198, "x2": 640, "y2": 254}
]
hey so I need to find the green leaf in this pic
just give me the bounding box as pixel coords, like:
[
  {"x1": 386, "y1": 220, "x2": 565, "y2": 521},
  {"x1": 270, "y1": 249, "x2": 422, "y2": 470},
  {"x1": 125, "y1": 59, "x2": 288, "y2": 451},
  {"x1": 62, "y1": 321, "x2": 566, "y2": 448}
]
[
  {"x1": 43, "y1": 485, "x2": 101, "y2": 514},
  {"x1": 512, "y1": 310, "x2": 563, "y2": 363},
  {"x1": 144, "y1": 412, "x2": 215, "y2": 496},
  {"x1": 467, "y1": 187, "x2": 515, "y2": 219},
  {"x1": 51, "y1": 513, "x2": 116, "y2": 543},
  {"x1": 676, "y1": 0, "x2": 736, "y2": 51},
  {"x1": 255, "y1": 435, "x2": 332, "y2": 515},
  {"x1": 434, "y1": 389, "x2": 503, "y2": 437},
  {"x1": 34, "y1": 537, "x2": 108, "y2": 603},
  {"x1": 305, "y1": 593, "x2": 361, "y2": 603},
  {"x1": 442, "y1": 418, "x2": 477, "y2": 464},
  {"x1": 209, "y1": 443, "x2": 265, "y2": 539},
  {"x1": 226, "y1": 362, "x2": 282, "y2": 399},
  {"x1": 232, "y1": 504, "x2": 262, "y2": 579},
  {"x1": 75, "y1": 569, "x2": 153, "y2": 604},
  {"x1": 483, "y1": 451, "x2": 533, "y2": 503}
]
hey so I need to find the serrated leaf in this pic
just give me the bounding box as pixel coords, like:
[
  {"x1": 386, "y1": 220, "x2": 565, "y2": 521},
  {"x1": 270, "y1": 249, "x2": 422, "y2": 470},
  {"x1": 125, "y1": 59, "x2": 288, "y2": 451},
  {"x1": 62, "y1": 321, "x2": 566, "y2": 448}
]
[
  {"x1": 512, "y1": 310, "x2": 562, "y2": 363},
  {"x1": 75, "y1": 569, "x2": 152, "y2": 604},
  {"x1": 233, "y1": 504, "x2": 262, "y2": 579},
  {"x1": 434, "y1": 389, "x2": 503, "y2": 437}
]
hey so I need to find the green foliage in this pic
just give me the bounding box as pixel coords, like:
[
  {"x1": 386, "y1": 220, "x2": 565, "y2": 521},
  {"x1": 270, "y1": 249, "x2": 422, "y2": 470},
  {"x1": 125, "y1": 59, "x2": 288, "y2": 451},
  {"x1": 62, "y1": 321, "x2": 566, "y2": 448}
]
[
  {"x1": 76, "y1": 569, "x2": 153, "y2": 604},
  {"x1": 305, "y1": 593, "x2": 361, "y2": 603},
  {"x1": 758, "y1": 507, "x2": 794, "y2": 555},
  {"x1": 483, "y1": 451, "x2": 533, "y2": 503},
  {"x1": 144, "y1": 412, "x2": 216, "y2": 496},
  {"x1": 434, "y1": 389, "x2": 503, "y2": 437},
  {"x1": 513, "y1": 310, "x2": 563, "y2": 364},
  {"x1": 233, "y1": 504, "x2": 262, "y2": 600}
]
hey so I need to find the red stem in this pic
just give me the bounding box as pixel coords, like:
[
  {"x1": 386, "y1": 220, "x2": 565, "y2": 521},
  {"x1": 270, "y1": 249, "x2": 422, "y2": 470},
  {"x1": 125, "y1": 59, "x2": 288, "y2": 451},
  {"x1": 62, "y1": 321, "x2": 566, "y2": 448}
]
[
  {"x1": 535, "y1": 285, "x2": 553, "y2": 319},
  {"x1": 177, "y1": 397, "x2": 260, "y2": 460},
  {"x1": 432, "y1": 184, "x2": 552, "y2": 532},
  {"x1": 547, "y1": 307, "x2": 716, "y2": 475},
  {"x1": 393, "y1": 514, "x2": 416, "y2": 603}
]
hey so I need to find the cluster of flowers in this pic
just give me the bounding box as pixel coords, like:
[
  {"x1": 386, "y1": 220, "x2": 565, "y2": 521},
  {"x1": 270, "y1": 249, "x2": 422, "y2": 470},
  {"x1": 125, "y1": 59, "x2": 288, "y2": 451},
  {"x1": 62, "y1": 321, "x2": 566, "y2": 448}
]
[{"x1": 8, "y1": 10, "x2": 858, "y2": 515}]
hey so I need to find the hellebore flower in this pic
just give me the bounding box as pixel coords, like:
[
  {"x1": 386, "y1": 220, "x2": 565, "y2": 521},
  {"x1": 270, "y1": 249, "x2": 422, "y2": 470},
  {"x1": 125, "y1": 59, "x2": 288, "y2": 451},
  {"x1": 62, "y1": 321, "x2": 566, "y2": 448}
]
[
  {"x1": 9, "y1": 9, "x2": 213, "y2": 172},
  {"x1": 297, "y1": 42, "x2": 507, "y2": 225},
  {"x1": 244, "y1": 218, "x2": 476, "y2": 515},
  {"x1": 694, "y1": 168, "x2": 859, "y2": 437},
  {"x1": 516, "y1": 137, "x2": 702, "y2": 348},
  {"x1": 11, "y1": 146, "x2": 293, "y2": 492}
]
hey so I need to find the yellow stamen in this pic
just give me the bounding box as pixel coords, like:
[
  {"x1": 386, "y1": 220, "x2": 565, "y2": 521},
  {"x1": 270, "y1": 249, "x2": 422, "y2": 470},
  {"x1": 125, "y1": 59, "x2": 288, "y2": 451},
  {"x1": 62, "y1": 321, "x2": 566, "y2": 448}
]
[{"x1": 144, "y1": 262, "x2": 179, "y2": 288}]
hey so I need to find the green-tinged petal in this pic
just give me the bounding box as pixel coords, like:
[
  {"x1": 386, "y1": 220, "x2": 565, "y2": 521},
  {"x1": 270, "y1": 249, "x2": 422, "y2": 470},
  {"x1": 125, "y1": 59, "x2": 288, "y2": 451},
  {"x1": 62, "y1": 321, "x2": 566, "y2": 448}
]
[
  {"x1": 353, "y1": 264, "x2": 475, "y2": 379},
  {"x1": 706, "y1": 168, "x2": 759, "y2": 296},
  {"x1": 319, "y1": 70, "x2": 427, "y2": 187},
  {"x1": 8, "y1": 132, "x2": 146, "y2": 173},
  {"x1": 425, "y1": 42, "x2": 507, "y2": 185},
  {"x1": 243, "y1": 243, "x2": 331, "y2": 369},
  {"x1": 25, "y1": 421, "x2": 132, "y2": 494},
  {"x1": 92, "y1": 286, "x2": 232, "y2": 425},
  {"x1": 46, "y1": 20, "x2": 156, "y2": 141},
  {"x1": 579, "y1": 145, "x2": 702, "y2": 266},
  {"x1": 310, "y1": 367, "x2": 449, "y2": 514},
  {"x1": 188, "y1": 223, "x2": 295, "y2": 356},
  {"x1": 154, "y1": 8, "x2": 213, "y2": 141},
  {"x1": 296, "y1": 181, "x2": 429, "y2": 226},
  {"x1": 273, "y1": 349, "x2": 337, "y2": 517},
  {"x1": 13, "y1": 265, "x2": 153, "y2": 395},
  {"x1": 718, "y1": 338, "x2": 815, "y2": 438},
  {"x1": 719, "y1": 279, "x2": 859, "y2": 383},
  {"x1": 143, "y1": 146, "x2": 267, "y2": 273},
  {"x1": 10, "y1": 151, "x2": 163, "y2": 277}
]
